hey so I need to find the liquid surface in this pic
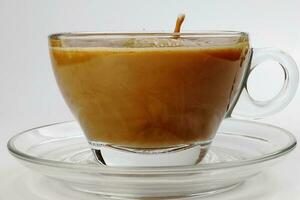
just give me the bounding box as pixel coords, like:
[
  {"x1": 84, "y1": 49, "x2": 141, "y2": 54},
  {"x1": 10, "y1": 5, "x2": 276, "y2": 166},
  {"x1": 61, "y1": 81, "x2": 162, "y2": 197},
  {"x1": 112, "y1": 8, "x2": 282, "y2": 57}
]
[{"x1": 50, "y1": 41, "x2": 250, "y2": 148}]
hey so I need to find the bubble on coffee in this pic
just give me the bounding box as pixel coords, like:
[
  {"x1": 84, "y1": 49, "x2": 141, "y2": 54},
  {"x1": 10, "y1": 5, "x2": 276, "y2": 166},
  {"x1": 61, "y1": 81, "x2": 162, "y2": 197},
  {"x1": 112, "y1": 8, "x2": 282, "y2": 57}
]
[{"x1": 122, "y1": 38, "x2": 194, "y2": 48}]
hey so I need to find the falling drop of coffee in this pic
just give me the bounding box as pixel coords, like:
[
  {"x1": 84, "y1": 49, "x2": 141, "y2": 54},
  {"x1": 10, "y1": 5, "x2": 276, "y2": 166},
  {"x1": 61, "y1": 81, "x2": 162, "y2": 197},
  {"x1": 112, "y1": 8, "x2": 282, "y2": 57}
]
[{"x1": 173, "y1": 14, "x2": 185, "y2": 39}]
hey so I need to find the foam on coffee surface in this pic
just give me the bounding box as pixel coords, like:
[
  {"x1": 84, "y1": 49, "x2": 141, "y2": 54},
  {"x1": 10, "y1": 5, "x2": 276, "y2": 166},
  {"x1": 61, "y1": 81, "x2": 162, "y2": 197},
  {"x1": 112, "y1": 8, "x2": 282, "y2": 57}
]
[{"x1": 52, "y1": 35, "x2": 247, "y2": 51}]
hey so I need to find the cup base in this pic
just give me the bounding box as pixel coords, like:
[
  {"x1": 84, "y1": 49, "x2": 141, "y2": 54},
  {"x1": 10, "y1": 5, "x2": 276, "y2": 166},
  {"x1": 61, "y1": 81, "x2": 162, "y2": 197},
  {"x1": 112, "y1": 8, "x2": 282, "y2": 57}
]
[{"x1": 89, "y1": 141, "x2": 212, "y2": 167}]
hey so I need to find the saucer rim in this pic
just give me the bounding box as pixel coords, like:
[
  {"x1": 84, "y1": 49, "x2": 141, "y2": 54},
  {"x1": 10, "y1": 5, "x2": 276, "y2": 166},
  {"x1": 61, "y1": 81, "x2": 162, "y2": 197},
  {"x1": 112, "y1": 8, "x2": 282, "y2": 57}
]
[{"x1": 7, "y1": 118, "x2": 297, "y2": 174}]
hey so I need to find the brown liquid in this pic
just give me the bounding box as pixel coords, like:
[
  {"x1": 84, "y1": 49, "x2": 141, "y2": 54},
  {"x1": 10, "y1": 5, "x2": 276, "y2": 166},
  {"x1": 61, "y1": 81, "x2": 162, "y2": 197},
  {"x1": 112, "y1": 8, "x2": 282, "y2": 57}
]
[{"x1": 50, "y1": 42, "x2": 250, "y2": 148}]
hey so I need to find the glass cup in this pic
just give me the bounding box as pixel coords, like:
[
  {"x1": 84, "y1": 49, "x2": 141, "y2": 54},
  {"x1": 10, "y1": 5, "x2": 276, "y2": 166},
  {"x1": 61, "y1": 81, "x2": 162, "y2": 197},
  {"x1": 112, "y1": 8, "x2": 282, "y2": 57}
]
[{"x1": 48, "y1": 32, "x2": 298, "y2": 167}]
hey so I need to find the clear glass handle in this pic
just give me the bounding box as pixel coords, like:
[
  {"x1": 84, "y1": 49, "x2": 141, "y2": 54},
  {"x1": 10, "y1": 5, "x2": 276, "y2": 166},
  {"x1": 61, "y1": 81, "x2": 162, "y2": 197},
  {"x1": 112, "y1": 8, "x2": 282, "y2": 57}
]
[{"x1": 232, "y1": 48, "x2": 299, "y2": 119}]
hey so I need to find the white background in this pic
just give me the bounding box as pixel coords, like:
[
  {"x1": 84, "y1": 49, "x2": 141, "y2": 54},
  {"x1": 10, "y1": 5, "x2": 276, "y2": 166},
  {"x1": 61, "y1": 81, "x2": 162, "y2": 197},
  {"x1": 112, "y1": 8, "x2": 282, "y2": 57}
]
[{"x1": 0, "y1": 0, "x2": 300, "y2": 199}]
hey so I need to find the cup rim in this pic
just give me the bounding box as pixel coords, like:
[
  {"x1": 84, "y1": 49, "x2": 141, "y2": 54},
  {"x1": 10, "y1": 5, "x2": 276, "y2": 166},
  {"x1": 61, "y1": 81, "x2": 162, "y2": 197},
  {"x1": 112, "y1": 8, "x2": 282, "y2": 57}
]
[{"x1": 49, "y1": 31, "x2": 248, "y2": 40}]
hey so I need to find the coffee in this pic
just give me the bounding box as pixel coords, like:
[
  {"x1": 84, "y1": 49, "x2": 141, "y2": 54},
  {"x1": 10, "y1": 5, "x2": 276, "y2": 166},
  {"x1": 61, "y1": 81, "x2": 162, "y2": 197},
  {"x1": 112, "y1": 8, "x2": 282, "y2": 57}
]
[{"x1": 50, "y1": 38, "x2": 249, "y2": 148}]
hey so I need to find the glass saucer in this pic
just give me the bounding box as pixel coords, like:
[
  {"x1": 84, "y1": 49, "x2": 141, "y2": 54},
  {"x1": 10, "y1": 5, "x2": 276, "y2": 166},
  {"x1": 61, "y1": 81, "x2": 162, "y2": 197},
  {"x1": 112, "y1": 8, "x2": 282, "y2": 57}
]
[{"x1": 7, "y1": 118, "x2": 296, "y2": 199}]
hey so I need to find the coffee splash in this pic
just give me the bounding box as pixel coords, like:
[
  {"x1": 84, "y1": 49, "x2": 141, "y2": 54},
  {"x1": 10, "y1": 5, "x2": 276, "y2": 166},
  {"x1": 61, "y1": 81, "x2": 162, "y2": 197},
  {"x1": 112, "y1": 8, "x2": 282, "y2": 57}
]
[{"x1": 173, "y1": 14, "x2": 185, "y2": 39}]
